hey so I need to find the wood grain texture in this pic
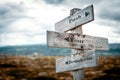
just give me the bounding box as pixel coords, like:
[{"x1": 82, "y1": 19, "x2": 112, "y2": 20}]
[
  {"x1": 47, "y1": 31, "x2": 109, "y2": 50},
  {"x1": 56, "y1": 50, "x2": 98, "y2": 73},
  {"x1": 55, "y1": 5, "x2": 94, "y2": 32}
]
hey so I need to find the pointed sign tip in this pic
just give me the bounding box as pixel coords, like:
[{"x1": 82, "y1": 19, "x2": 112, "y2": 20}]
[{"x1": 85, "y1": 12, "x2": 89, "y2": 17}]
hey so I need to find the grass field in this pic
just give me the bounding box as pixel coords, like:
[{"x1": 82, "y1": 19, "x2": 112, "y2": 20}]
[{"x1": 0, "y1": 55, "x2": 120, "y2": 80}]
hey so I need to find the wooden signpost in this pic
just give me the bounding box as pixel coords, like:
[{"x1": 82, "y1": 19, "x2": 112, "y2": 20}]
[
  {"x1": 47, "y1": 31, "x2": 109, "y2": 50},
  {"x1": 47, "y1": 5, "x2": 109, "y2": 80},
  {"x1": 56, "y1": 50, "x2": 97, "y2": 73},
  {"x1": 55, "y1": 5, "x2": 94, "y2": 32}
]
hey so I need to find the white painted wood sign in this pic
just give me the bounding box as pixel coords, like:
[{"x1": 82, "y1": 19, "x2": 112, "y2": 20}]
[
  {"x1": 56, "y1": 50, "x2": 98, "y2": 73},
  {"x1": 55, "y1": 5, "x2": 94, "y2": 32},
  {"x1": 47, "y1": 31, "x2": 109, "y2": 50}
]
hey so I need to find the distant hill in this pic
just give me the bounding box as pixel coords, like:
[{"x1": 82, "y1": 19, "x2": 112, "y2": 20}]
[
  {"x1": 0, "y1": 45, "x2": 71, "y2": 56},
  {"x1": 0, "y1": 43, "x2": 120, "y2": 56},
  {"x1": 96, "y1": 43, "x2": 120, "y2": 56}
]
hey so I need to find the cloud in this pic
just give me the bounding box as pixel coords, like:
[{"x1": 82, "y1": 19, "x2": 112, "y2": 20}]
[
  {"x1": 97, "y1": 0, "x2": 120, "y2": 22},
  {"x1": 0, "y1": 17, "x2": 47, "y2": 46},
  {"x1": 93, "y1": 0, "x2": 120, "y2": 42},
  {"x1": 0, "y1": 1, "x2": 69, "y2": 46},
  {"x1": 114, "y1": 30, "x2": 120, "y2": 35},
  {"x1": 0, "y1": 0, "x2": 120, "y2": 46},
  {"x1": 9, "y1": 18, "x2": 47, "y2": 35},
  {"x1": 0, "y1": 3, "x2": 25, "y2": 33},
  {"x1": 0, "y1": 32, "x2": 46, "y2": 46},
  {"x1": 42, "y1": 0, "x2": 64, "y2": 5}
]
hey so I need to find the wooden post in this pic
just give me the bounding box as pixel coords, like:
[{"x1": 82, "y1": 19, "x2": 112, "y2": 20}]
[
  {"x1": 71, "y1": 28, "x2": 85, "y2": 80},
  {"x1": 70, "y1": 8, "x2": 85, "y2": 80},
  {"x1": 72, "y1": 69, "x2": 84, "y2": 80}
]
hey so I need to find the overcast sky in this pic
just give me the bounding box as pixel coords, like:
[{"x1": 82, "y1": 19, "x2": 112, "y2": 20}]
[{"x1": 0, "y1": 0, "x2": 120, "y2": 46}]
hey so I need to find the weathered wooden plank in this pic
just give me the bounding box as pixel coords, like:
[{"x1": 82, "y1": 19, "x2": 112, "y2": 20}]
[
  {"x1": 55, "y1": 5, "x2": 94, "y2": 32},
  {"x1": 47, "y1": 31, "x2": 109, "y2": 50},
  {"x1": 56, "y1": 50, "x2": 98, "y2": 73}
]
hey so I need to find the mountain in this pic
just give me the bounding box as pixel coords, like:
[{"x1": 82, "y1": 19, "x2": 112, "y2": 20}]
[{"x1": 0, "y1": 43, "x2": 120, "y2": 56}]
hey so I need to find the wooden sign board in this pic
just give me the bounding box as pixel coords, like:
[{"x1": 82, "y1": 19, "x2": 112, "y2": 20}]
[
  {"x1": 47, "y1": 31, "x2": 109, "y2": 50},
  {"x1": 56, "y1": 50, "x2": 98, "y2": 73},
  {"x1": 55, "y1": 5, "x2": 94, "y2": 32}
]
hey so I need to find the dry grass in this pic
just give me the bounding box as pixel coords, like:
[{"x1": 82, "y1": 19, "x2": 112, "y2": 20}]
[{"x1": 0, "y1": 55, "x2": 120, "y2": 80}]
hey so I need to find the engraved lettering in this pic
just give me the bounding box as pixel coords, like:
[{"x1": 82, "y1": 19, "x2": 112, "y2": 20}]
[
  {"x1": 64, "y1": 37, "x2": 85, "y2": 43},
  {"x1": 69, "y1": 15, "x2": 81, "y2": 23},
  {"x1": 65, "y1": 54, "x2": 93, "y2": 65}
]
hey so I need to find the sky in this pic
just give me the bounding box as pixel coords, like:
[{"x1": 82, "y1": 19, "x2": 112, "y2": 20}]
[{"x1": 0, "y1": 0, "x2": 120, "y2": 46}]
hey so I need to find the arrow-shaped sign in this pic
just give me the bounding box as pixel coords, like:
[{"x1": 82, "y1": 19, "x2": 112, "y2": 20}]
[
  {"x1": 55, "y1": 5, "x2": 94, "y2": 32},
  {"x1": 56, "y1": 50, "x2": 98, "y2": 73},
  {"x1": 47, "y1": 31, "x2": 109, "y2": 50}
]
